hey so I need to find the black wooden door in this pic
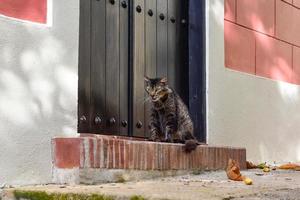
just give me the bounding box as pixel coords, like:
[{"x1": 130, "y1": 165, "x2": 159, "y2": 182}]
[
  {"x1": 78, "y1": 0, "x2": 188, "y2": 137},
  {"x1": 132, "y1": 0, "x2": 189, "y2": 137},
  {"x1": 78, "y1": 0, "x2": 129, "y2": 135}
]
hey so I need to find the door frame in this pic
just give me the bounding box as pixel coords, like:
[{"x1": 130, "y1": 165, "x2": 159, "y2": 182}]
[{"x1": 188, "y1": 0, "x2": 206, "y2": 142}]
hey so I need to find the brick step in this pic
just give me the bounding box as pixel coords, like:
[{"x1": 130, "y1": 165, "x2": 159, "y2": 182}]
[{"x1": 52, "y1": 135, "x2": 246, "y2": 184}]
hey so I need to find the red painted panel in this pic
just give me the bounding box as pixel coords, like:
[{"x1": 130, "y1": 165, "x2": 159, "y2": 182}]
[
  {"x1": 283, "y1": 0, "x2": 293, "y2": 4},
  {"x1": 225, "y1": 21, "x2": 255, "y2": 74},
  {"x1": 293, "y1": 0, "x2": 300, "y2": 8},
  {"x1": 256, "y1": 33, "x2": 293, "y2": 83},
  {"x1": 0, "y1": 0, "x2": 47, "y2": 24},
  {"x1": 276, "y1": 0, "x2": 300, "y2": 46},
  {"x1": 225, "y1": 0, "x2": 236, "y2": 22},
  {"x1": 54, "y1": 138, "x2": 81, "y2": 169},
  {"x1": 237, "y1": 0, "x2": 275, "y2": 36},
  {"x1": 292, "y1": 46, "x2": 300, "y2": 85}
]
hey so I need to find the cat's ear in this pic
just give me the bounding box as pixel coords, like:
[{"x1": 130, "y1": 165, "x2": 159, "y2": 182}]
[
  {"x1": 160, "y1": 77, "x2": 168, "y2": 84},
  {"x1": 144, "y1": 76, "x2": 150, "y2": 83}
]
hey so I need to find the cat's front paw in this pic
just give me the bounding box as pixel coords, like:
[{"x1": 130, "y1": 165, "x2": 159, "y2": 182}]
[{"x1": 149, "y1": 132, "x2": 161, "y2": 142}]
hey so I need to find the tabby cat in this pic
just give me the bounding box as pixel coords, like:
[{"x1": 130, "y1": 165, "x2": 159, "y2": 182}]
[{"x1": 145, "y1": 76, "x2": 199, "y2": 152}]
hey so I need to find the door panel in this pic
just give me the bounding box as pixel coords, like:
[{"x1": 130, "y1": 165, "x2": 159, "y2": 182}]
[
  {"x1": 167, "y1": 0, "x2": 177, "y2": 89},
  {"x1": 132, "y1": 0, "x2": 146, "y2": 137},
  {"x1": 144, "y1": 0, "x2": 157, "y2": 138},
  {"x1": 119, "y1": 0, "x2": 129, "y2": 135},
  {"x1": 79, "y1": 0, "x2": 129, "y2": 135},
  {"x1": 78, "y1": 0, "x2": 91, "y2": 133},
  {"x1": 106, "y1": 0, "x2": 120, "y2": 134},
  {"x1": 132, "y1": 0, "x2": 189, "y2": 137},
  {"x1": 156, "y1": 0, "x2": 168, "y2": 77},
  {"x1": 90, "y1": 0, "x2": 106, "y2": 133}
]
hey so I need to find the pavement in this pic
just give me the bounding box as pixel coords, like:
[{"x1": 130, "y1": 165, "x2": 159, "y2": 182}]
[{"x1": 2, "y1": 169, "x2": 300, "y2": 200}]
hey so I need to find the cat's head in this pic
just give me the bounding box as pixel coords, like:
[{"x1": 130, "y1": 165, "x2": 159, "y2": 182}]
[{"x1": 144, "y1": 76, "x2": 172, "y2": 102}]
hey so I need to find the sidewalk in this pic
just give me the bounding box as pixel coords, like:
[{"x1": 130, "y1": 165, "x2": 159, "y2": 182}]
[{"x1": 2, "y1": 169, "x2": 300, "y2": 200}]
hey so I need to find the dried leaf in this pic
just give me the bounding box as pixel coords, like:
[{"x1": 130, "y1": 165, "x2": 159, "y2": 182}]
[
  {"x1": 226, "y1": 159, "x2": 244, "y2": 181},
  {"x1": 257, "y1": 162, "x2": 267, "y2": 169},
  {"x1": 263, "y1": 167, "x2": 270, "y2": 172},
  {"x1": 278, "y1": 163, "x2": 300, "y2": 170},
  {"x1": 246, "y1": 161, "x2": 257, "y2": 169}
]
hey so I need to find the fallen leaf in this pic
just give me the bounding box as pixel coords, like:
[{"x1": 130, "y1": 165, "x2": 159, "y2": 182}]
[
  {"x1": 226, "y1": 159, "x2": 244, "y2": 181},
  {"x1": 246, "y1": 161, "x2": 257, "y2": 169},
  {"x1": 255, "y1": 173, "x2": 264, "y2": 176},
  {"x1": 263, "y1": 167, "x2": 271, "y2": 172},
  {"x1": 257, "y1": 162, "x2": 267, "y2": 169},
  {"x1": 278, "y1": 163, "x2": 300, "y2": 170}
]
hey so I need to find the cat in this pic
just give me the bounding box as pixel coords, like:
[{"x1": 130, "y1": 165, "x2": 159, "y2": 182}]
[{"x1": 144, "y1": 76, "x2": 199, "y2": 152}]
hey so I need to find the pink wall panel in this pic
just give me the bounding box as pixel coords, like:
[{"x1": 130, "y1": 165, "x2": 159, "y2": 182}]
[
  {"x1": 293, "y1": 0, "x2": 300, "y2": 8},
  {"x1": 225, "y1": 0, "x2": 236, "y2": 22},
  {"x1": 225, "y1": 0, "x2": 300, "y2": 85},
  {"x1": 292, "y1": 47, "x2": 300, "y2": 84},
  {"x1": 0, "y1": 0, "x2": 47, "y2": 24},
  {"x1": 256, "y1": 33, "x2": 292, "y2": 82},
  {"x1": 225, "y1": 21, "x2": 255, "y2": 74},
  {"x1": 237, "y1": 0, "x2": 275, "y2": 36},
  {"x1": 276, "y1": 0, "x2": 300, "y2": 46}
]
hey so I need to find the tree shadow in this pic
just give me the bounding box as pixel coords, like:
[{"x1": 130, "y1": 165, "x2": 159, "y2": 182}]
[{"x1": 0, "y1": 0, "x2": 79, "y2": 185}]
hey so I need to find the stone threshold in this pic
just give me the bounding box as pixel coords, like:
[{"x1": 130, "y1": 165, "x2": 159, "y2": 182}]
[{"x1": 51, "y1": 134, "x2": 246, "y2": 184}]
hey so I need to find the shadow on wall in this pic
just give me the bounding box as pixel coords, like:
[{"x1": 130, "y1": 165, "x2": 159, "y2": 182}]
[
  {"x1": 209, "y1": 0, "x2": 300, "y2": 163},
  {"x1": 0, "y1": 0, "x2": 79, "y2": 185}
]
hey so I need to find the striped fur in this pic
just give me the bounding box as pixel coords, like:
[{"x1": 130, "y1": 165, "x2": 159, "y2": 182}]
[{"x1": 145, "y1": 77, "x2": 198, "y2": 152}]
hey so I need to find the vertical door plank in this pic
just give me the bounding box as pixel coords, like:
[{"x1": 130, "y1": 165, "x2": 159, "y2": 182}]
[
  {"x1": 106, "y1": 0, "x2": 120, "y2": 134},
  {"x1": 78, "y1": 0, "x2": 91, "y2": 133},
  {"x1": 90, "y1": 0, "x2": 106, "y2": 133},
  {"x1": 167, "y1": 0, "x2": 177, "y2": 90},
  {"x1": 175, "y1": 0, "x2": 189, "y2": 103},
  {"x1": 144, "y1": 0, "x2": 157, "y2": 137},
  {"x1": 119, "y1": 0, "x2": 129, "y2": 136},
  {"x1": 133, "y1": 0, "x2": 145, "y2": 137},
  {"x1": 156, "y1": 0, "x2": 168, "y2": 77}
]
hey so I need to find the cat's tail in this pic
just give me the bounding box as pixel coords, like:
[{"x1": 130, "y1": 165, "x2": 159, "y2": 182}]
[{"x1": 184, "y1": 139, "x2": 199, "y2": 153}]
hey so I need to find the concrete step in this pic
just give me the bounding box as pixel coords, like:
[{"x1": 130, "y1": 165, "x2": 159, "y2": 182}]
[{"x1": 52, "y1": 135, "x2": 246, "y2": 184}]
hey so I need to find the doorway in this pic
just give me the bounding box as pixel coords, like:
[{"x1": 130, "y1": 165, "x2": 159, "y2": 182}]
[{"x1": 78, "y1": 0, "x2": 206, "y2": 142}]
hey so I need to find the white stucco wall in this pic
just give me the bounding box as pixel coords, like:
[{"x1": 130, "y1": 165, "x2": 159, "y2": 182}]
[
  {"x1": 0, "y1": 0, "x2": 79, "y2": 185},
  {"x1": 207, "y1": 0, "x2": 300, "y2": 163}
]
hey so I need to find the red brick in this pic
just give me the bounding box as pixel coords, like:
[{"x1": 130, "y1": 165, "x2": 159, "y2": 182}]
[
  {"x1": 119, "y1": 140, "x2": 125, "y2": 169},
  {"x1": 237, "y1": 0, "x2": 275, "y2": 35},
  {"x1": 293, "y1": 0, "x2": 300, "y2": 8},
  {"x1": 114, "y1": 139, "x2": 120, "y2": 169},
  {"x1": 53, "y1": 138, "x2": 81, "y2": 169},
  {"x1": 102, "y1": 138, "x2": 109, "y2": 168},
  {"x1": 146, "y1": 143, "x2": 154, "y2": 170},
  {"x1": 128, "y1": 141, "x2": 134, "y2": 169},
  {"x1": 292, "y1": 46, "x2": 300, "y2": 84},
  {"x1": 225, "y1": 21, "x2": 256, "y2": 74},
  {"x1": 225, "y1": 0, "x2": 236, "y2": 22},
  {"x1": 108, "y1": 139, "x2": 114, "y2": 168},
  {"x1": 89, "y1": 138, "x2": 95, "y2": 168},
  {"x1": 256, "y1": 33, "x2": 292, "y2": 82},
  {"x1": 124, "y1": 141, "x2": 130, "y2": 169},
  {"x1": 94, "y1": 139, "x2": 100, "y2": 168},
  {"x1": 53, "y1": 135, "x2": 247, "y2": 171},
  {"x1": 276, "y1": 0, "x2": 300, "y2": 46}
]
